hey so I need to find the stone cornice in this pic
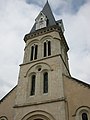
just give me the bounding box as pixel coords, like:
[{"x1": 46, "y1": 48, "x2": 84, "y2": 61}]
[
  {"x1": 14, "y1": 97, "x2": 66, "y2": 108},
  {"x1": 20, "y1": 53, "x2": 70, "y2": 77},
  {"x1": 24, "y1": 25, "x2": 61, "y2": 42},
  {"x1": 20, "y1": 54, "x2": 60, "y2": 66},
  {"x1": 24, "y1": 25, "x2": 69, "y2": 52}
]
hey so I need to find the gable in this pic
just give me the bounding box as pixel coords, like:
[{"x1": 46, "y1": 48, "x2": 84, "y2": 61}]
[
  {"x1": 63, "y1": 75, "x2": 90, "y2": 118},
  {"x1": 35, "y1": 12, "x2": 47, "y2": 30},
  {"x1": 0, "y1": 86, "x2": 17, "y2": 119},
  {"x1": 0, "y1": 86, "x2": 17, "y2": 103}
]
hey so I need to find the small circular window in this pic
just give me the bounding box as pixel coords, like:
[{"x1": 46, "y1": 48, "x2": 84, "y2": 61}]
[
  {"x1": 36, "y1": 65, "x2": 42, "y2": 72},
  {"x1": 38, "y1": 68, "x2": 41, "y2": 71}
]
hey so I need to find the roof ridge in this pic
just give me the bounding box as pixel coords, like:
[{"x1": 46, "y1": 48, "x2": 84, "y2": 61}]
[
  {"x1": 0, "y1": 85, "x2": 17, "y2": 103},
  {"x1": 63, "y1": 74, "x2": 90, "y2": 88}
]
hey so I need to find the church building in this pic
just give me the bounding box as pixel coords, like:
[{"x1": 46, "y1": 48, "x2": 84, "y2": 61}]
[{"x1": 0, "y1": 1, "x2": 90, "y2": 120}]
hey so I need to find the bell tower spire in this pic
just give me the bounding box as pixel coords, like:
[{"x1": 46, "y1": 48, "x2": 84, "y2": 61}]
[
  {"x1": 30, "y1": 0, "x2": 56, "y2": 33},
  {"x1": 15, "y1": 1, "x2": 70, "y2": 120}
]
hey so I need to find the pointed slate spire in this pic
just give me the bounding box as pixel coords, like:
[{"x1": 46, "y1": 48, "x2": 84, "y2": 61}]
[
  {"x1": 30, "y1": 1, "x2": 56, "y2": 33},
  {"x1": 41, "y1": 1, "x2": 56, "y2": 26}
]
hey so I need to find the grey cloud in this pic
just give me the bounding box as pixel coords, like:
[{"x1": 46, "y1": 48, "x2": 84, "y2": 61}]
[
  {"x1": 26, "y1": 0, "x2": 45, "y2": 6},
  {"x1": 62, "y1": 2, "x2": 90, "y2": 83},
  {"x1": 25, "y1": 0, "x2": 88, "y2": 15}
]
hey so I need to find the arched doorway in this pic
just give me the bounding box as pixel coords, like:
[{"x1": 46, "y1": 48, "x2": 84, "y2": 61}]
[
  {"x1": 34, "y1": 119, "x2": 43, "y2": 120},
  {"x1": 21, "y1": 110, "x2": 55, "y2": 120},
  {"x1": 27, "y1": 115, "x2": 48, "y2": 120}
]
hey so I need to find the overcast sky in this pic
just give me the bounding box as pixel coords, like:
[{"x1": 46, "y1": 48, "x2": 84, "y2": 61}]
[{"x1": 0, "y1": 0, "x2": 90, "y2": 99}]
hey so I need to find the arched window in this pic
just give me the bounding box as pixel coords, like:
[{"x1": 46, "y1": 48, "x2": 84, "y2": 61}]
[
  {"x1": 82, "y1": 113, "x2": 88, "y2": 120},
  {"x1": 48, "y1": 41, "x2": 51, "y2": 56},
  {"x1": 34, "y1": 45, "x2": 38, "y2": 59},
  {"x1": 0, "y1": 116, "x2": 8, "y2": 120},
  {"x1": 31, "y1": 46, "x2": 34, "y2": 61},
  {"x1": 30, "y1": 44, "x2": 38, "y2": 61},
  {"x1": 43, "y1": 72, "x2": 48, "y2": 93},
  {"x1": 44, "y1": 42, "x2": 47, "y2": 57},
  {"x1": 44, "y1": 41, "x2": 51, "y2": 57},
  {"x1": 30, "y1": 75, "x2": 36, "y2": 96},
  {"x1": 75, "y1": 107, "x2": 90, "y2": 120}
]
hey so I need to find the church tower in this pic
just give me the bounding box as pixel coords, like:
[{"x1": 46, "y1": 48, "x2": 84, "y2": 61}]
[{"x1": 14, "y1": 1, "x2": 70, "y2": 120}]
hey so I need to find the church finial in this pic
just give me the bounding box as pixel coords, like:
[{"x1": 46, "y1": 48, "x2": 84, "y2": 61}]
[
  {"x1": 45, "y1": 0, "x2": 49, "y2": 6},
  {"x1": 46, "y1": 0, "x2": 49, "y2": 5},
  {"x1": 46, "y1": 0, "x2": 49, "y2": 3}
]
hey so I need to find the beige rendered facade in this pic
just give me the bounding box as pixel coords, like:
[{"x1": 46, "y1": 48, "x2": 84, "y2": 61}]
[{"x1": 0, "y1": 1, "x2": 90, "y2": 120}]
